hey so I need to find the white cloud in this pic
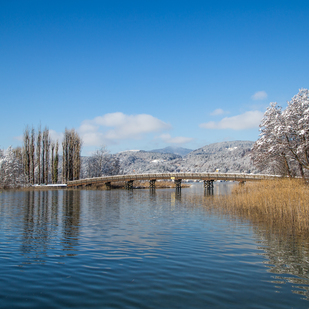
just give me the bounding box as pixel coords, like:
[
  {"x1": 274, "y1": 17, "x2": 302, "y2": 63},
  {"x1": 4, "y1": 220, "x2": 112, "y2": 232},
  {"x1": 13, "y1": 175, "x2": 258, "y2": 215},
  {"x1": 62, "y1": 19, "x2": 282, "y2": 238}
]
[
  {"x1": 80, "y1": 131, "x2": 107, "y2": 146},
  {"x1": 13, "y1": 135, "x2": 23, "y2": 142},
  {"x1": 251, "y1": 91, "x2": 268, "y2": 100},
  {"x1": 49, "y1": 130, "x2": 64, "y2": 143},
  {"x1": 210, "y1": 108, "x2": 226, "y2": 116},
  {"x1": 199, "y1": 111, "x2": 263, "y2": 130},
  {"x1": 160, "y1": 133, "x2": 193, "y2": 144},
  {"x1": 80, "y1": 112, "x2": 171, "y2": 146}
]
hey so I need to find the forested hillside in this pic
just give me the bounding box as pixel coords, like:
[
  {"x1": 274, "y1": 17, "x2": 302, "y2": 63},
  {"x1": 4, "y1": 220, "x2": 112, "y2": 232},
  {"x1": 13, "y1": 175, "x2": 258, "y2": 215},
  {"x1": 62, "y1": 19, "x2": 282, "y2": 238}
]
[{"x1": 112, "y1": 141, "x2": 261, "y2": 174}]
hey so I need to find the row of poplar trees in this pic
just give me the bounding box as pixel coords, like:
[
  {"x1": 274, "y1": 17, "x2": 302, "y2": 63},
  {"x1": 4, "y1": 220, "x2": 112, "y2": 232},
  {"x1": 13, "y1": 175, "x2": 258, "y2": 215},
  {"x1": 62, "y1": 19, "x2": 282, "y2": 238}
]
[{"x1": 23, "y1": 127, "x2": 82, "y2": 184}]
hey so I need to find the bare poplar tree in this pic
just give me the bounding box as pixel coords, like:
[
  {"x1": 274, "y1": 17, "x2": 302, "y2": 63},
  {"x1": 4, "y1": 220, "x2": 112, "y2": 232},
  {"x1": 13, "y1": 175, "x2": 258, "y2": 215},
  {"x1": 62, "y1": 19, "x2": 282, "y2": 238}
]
[
  {"x1": 41, "y1": 127, "x2": 50, "y2": 183},
  {"x1": 42, "y1": 129, "x2": 45, "y2": 183},
  {"x1": 68, "y1": 132, "x2": 74, "y2": 181},
  {"x1": 51, "y1": 142, "x2": 55, "y2": 183},
  {"x1": 36, "y1": 126, "x2": 41, "y2": 184},
  {"x1": 73, "y1": 132, "x2": 82, "y2": 180},
  {"x1": 53, "y1": 141, "x2": 59, "y2": 184},
  {"x1": 62, "y1": 129, "x2": 69, "y2": 182},
  {"x1": 30, "y1": 127, "x2": 35, "y2": 184},
  {"x1": 43, "y1": 128, "x2": 50, "y2": 184},
  {"x1": 23, "y1": 126, "x2": 30, "y2": 184},
  {"x1": 17, "y1": 125, "x2": 61, "y2": 185},
  {"x1": 62, "y1": 128, "x2": 82, "y2": 182}
]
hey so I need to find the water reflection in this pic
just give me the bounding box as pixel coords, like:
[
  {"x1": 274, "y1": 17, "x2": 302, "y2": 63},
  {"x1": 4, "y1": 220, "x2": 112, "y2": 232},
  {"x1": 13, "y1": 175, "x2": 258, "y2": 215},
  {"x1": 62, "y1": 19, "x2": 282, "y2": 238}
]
[
  {"x1": 204, "y1": 187, "x2": 214, "y2": 196},
  {"x1": 159, "y1": 185, "x2": 309, "y2": 300},
  {"x1": 1, "y1": 185, "x2": 309, "y2": 307},
  {"x1": 255, "y1": 227, "x2": 309, "y2": 300},
  {"x1": 19, "y1": 190, "x2": 82, "y2": 262},
  {"x1": 62, "y1": 190, "x2": 81, "y2": 255},
  {"x1": 21, "y1": 190, "x2": 55, "y2": 262},
  {"x1": 84, "y1": 189, "x2": 121, "y2": 230}
]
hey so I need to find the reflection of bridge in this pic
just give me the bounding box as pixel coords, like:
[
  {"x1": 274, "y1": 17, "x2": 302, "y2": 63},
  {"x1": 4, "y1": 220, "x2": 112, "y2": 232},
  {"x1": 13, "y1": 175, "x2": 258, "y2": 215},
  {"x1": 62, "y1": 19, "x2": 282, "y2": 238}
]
[{"x1": 67, "y1": 172, "x2": 279, "y2": 190}]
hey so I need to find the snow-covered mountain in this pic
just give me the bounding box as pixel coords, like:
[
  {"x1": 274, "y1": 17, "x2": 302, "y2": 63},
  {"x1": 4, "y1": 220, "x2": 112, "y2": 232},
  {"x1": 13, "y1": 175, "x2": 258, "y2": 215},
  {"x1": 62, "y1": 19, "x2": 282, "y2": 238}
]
[
  {"x1": 114, "y1": 150, "x2": 182, "y2": 174},
  {"x1": 150, "y1": 146, "x2": 193, "y2": 157},
  {"x1": 112, "y1": 141, "x2": 262, "y2": 174},
  {"x1": 179, "y1": 140, "x2": 257, "y2": 173}
]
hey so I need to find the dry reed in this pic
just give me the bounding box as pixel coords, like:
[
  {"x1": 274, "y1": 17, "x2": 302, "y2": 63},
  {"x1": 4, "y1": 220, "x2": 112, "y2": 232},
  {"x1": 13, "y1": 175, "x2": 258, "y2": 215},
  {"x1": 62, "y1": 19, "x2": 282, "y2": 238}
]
[{"x1": 212, "y1": 179, "x2": 309, "y2": 236}]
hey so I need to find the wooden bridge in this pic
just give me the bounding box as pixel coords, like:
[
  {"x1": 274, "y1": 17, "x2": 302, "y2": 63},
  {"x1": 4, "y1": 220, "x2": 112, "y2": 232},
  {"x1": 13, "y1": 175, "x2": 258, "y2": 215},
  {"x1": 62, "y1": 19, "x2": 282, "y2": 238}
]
[{"x1": 67, "y1": 172, "x2": 280, "y2": 190}]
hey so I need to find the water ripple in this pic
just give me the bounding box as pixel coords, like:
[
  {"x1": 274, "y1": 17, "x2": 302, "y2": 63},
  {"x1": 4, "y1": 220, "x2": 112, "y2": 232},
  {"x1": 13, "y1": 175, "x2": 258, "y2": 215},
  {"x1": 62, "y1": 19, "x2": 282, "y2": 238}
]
[{"x1": 0, "y1": 187, "x2": 309, "y2": 308}]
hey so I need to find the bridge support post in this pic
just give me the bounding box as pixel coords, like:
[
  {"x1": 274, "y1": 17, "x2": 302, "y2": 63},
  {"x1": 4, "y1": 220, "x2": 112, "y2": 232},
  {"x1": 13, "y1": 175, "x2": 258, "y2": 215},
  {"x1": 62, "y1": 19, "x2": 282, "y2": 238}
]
[
  {"x1": 204, "y1": 180, "x2": 214, "y2": 189},
  {"x1": 105, "y1": 182, "x2": 111, "y2": 190},
  {"x1": 204, "y1": 180, "x2": 214, "y2": 195},
  {"x1": 175, "y1": 179, "x2": 182, "y2": 190},
  {"x1": 149, "y1": 179, "x2": 156, "y2": 189},
  {"x1": 125, "y1": 180, "x2": 134, "y2": 190}
]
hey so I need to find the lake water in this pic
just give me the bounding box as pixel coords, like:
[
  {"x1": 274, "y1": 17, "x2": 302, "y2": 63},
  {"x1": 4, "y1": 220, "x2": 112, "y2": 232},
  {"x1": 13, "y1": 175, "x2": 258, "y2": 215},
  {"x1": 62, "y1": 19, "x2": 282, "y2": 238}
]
[{"x1": 1, "y1": 184, "x2": 309, "y2": 308}]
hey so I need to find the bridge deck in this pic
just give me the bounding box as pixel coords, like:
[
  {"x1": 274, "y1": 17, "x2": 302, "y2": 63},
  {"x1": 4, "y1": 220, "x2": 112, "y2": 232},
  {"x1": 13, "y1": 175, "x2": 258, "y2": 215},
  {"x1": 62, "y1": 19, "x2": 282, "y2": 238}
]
[{"x1": 67, "y1": 172, "x2": 280, "y2": 187}]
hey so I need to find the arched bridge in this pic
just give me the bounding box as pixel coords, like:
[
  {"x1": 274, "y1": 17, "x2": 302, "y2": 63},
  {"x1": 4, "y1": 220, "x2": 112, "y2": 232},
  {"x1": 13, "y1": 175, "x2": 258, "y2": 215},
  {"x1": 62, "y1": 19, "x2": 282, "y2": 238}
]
[{"x1": 67, "y1": 172, "x2": 280, "y2": 190}]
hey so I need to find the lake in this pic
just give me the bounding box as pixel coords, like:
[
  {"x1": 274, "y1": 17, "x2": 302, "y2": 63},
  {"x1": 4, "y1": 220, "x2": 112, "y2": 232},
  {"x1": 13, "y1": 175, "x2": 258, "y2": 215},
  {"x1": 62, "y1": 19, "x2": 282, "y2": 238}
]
[{"x1": 1, "y1": 184, "x2": 309, "y2": 308}]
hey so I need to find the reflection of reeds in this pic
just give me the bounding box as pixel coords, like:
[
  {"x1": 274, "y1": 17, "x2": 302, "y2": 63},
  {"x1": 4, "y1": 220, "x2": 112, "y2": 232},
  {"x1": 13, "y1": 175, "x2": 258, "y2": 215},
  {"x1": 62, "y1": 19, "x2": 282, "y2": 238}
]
[{"x1": 212, "y1": 179, "x2": 309, "y2": 236}]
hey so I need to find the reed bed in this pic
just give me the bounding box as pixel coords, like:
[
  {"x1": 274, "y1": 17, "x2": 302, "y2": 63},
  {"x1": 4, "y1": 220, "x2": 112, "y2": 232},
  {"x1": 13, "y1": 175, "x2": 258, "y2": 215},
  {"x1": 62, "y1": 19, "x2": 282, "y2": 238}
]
[{"x1": 212, "y1": 179, "x2": 309, "y2": 236}]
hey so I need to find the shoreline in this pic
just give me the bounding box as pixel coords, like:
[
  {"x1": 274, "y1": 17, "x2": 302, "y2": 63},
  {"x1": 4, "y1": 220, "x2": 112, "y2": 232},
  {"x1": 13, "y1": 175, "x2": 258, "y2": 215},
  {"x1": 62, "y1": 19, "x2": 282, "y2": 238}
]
[{"x1": 1, "y1": 180, "x2": 191, "y2": 191}]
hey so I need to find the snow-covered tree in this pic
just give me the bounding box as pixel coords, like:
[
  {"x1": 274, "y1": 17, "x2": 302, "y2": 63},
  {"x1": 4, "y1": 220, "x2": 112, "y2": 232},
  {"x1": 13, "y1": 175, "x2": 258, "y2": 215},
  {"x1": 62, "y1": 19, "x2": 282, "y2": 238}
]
[
  {"x1": 282, "y1": 89, "x2": 309, "y2": 176},
  {"x1": 85, "y1": 146, "x2": 120, "y2": 177},
  {"x1": 0, "y1": 146, "x2": 27, "y2": 189},
  {"x1": 252, "y1": 89, "x2": 309, "y2": 177},
  {"x1": 251, "y1": 103, "x2": 293, "y2": 175}
]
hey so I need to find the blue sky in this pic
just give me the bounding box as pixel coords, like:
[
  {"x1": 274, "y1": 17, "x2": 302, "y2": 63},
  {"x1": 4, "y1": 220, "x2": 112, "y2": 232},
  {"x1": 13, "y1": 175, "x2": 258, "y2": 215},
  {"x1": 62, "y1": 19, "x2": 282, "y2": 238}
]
[{"x1": 1, "y1": 0, "x2": 309, "y2": 154}]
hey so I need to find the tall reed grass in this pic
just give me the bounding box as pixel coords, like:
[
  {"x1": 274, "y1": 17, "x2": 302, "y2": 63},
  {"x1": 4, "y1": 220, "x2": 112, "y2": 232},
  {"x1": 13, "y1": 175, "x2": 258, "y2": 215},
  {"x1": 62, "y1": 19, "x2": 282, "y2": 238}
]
[{"x1": 213, "y1": 179, "x2": 309, "y2": 236}]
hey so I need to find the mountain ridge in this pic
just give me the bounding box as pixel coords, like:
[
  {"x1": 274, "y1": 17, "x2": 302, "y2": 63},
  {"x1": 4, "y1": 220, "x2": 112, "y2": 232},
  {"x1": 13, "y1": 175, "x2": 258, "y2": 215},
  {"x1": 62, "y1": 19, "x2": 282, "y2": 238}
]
[
  {"x1": 112, "y1": 140, "x2": 261, "y2": 174},
  {"x1": 149, "y1": 146, "x2": 193, "y2": 157}
]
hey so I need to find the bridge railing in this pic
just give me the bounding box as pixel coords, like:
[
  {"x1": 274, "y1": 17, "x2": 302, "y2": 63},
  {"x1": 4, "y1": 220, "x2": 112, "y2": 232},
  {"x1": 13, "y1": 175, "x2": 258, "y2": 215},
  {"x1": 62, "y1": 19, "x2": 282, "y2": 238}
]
[{"x1": 67, "y1": 172, "x2": 281, "y2": 187}]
